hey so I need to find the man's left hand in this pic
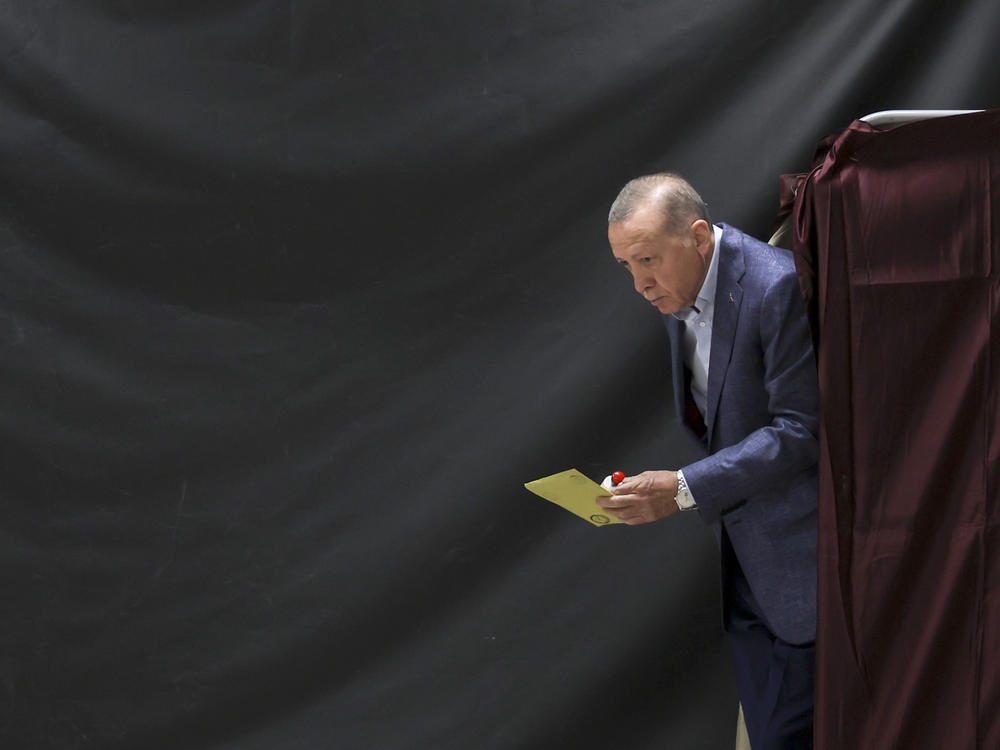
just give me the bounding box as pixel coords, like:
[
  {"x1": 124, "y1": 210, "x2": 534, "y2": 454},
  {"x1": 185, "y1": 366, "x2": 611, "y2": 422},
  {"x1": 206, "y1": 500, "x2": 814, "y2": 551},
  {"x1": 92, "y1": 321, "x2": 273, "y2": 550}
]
[{"x1": 596, "y1": 470, "x2": 680, "y2": 525}]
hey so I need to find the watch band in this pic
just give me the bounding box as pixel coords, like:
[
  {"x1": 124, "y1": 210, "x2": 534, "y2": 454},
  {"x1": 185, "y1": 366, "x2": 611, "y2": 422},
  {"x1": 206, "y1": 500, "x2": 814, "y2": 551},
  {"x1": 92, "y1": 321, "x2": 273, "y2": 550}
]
[{"x1": 675, "y1": 469, "x2": 696, "y2": 510}]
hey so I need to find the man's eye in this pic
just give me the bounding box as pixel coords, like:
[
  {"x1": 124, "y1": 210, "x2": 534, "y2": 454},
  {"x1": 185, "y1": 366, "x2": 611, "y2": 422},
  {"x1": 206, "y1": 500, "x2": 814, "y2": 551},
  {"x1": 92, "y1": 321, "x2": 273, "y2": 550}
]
[{"x1": 640, "y1": 257, "x2": 652, "y2": 263}]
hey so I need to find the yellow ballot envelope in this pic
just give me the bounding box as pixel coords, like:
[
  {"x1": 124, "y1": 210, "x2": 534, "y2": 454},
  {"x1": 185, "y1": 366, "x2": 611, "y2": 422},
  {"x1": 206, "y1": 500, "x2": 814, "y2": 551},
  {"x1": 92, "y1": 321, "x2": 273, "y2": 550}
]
[{"x1": 524, "y1": 469, "x2": 622, "y2": 526}]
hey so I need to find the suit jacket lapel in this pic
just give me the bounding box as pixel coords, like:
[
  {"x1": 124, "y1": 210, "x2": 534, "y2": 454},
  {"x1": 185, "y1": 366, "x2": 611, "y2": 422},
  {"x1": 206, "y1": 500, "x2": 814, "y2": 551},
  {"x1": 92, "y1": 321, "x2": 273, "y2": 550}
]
[{"x1": 705, "y1": 225, "x2": 745, "y2": 445}]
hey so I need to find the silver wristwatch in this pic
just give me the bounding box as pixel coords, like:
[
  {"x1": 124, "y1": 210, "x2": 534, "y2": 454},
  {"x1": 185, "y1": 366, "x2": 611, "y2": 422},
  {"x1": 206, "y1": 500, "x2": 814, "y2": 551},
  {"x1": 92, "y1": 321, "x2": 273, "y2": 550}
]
[{"x1": 674, "y1": 469, "x2": 696, "y2": 510}]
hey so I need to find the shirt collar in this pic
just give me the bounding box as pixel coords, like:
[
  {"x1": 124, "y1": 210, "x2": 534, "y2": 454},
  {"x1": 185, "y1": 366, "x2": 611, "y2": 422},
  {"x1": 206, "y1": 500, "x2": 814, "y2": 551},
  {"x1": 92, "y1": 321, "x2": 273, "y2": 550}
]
[{"x1": 673, "y1": 224, "x2": 722, "y2": 321}]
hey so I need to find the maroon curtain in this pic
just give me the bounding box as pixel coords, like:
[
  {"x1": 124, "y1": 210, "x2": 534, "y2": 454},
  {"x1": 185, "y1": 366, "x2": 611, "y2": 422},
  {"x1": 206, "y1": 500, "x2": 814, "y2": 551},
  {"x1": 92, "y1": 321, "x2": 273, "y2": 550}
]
[{"x1": 791, "y1": 110, "x2": 1000, "y2": 750}]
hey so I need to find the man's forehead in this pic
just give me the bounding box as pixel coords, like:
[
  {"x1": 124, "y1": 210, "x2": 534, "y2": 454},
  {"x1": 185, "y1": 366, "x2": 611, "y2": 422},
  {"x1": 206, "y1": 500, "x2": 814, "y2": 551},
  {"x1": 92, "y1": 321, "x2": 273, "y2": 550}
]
[{"x1": 610, "y1": 209, "x2": 668, "y2": 249}]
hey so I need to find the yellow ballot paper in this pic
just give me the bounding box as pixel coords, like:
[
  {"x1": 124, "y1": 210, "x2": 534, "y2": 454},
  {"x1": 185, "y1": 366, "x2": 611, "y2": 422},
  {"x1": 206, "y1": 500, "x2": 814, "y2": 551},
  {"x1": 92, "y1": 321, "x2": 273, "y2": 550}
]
[{"x1": 524, "y1": 469, "x2": 622, "y2": 526}]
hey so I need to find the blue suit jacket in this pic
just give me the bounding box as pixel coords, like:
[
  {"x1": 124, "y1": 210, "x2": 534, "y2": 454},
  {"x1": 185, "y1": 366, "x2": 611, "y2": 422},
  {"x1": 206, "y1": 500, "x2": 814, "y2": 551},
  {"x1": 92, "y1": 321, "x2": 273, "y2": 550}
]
[{"x1": 665, "y1": 224, "x2": 818, "y2": 645}]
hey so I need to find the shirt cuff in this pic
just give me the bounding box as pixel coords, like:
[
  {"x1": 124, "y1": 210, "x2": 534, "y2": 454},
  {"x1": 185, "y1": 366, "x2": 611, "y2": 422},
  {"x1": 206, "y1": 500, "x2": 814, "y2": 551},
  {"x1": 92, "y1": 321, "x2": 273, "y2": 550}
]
[{"x1": 675, "y1": 469, "x2": 697, "y2": 510}]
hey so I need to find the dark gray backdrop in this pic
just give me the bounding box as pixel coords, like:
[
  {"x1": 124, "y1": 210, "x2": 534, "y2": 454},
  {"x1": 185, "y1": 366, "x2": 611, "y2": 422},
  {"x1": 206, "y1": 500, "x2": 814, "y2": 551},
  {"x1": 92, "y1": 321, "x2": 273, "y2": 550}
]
[{"x1": 2, "y1": 1, "x2": 998, "y2": 748}]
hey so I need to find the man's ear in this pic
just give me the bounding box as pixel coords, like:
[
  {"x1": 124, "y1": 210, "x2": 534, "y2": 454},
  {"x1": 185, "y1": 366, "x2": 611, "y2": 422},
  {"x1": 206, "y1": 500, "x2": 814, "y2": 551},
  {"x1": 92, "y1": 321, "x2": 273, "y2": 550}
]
[{"x1": 690, "y1": 219, "x2": 712, "y2": 253}]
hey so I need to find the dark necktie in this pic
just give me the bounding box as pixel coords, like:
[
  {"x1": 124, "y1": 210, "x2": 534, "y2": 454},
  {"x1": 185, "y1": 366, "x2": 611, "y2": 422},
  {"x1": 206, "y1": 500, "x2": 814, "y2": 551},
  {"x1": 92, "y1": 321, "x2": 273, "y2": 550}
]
[{"x1": 683, "y1": 365, "x2": 707, "y2": 439}]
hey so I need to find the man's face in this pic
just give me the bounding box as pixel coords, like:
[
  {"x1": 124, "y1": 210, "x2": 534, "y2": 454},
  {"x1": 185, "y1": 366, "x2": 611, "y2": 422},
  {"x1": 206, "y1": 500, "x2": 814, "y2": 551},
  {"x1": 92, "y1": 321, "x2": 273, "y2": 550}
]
[{"x1": 608, "y1": 207, "x2": 714, "y2": 316}]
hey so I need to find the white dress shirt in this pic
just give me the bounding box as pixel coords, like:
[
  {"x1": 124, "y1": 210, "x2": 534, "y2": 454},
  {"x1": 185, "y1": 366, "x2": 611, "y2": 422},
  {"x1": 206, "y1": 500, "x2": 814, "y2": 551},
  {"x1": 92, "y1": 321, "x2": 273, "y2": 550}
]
[
  {"x1": 670, "y1": 224, "x2": 723, "y2": 510},
  {"x1": 672, "y1": 224, "x2": 723, "y2": 420}
]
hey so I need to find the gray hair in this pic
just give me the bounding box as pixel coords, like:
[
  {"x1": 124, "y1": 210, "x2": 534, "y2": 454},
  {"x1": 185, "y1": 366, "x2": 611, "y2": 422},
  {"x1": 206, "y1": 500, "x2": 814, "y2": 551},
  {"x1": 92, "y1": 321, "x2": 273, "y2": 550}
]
[{"x1": 608, "y1": 173, "x2": 711, "y2": 235}]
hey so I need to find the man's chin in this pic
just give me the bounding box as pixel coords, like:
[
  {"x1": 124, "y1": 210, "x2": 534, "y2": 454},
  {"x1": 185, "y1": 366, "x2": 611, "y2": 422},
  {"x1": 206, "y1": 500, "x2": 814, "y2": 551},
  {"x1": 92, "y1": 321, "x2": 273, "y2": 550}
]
[{"x1": 651, "y1": 298, "x2": 678, "y2": 314}]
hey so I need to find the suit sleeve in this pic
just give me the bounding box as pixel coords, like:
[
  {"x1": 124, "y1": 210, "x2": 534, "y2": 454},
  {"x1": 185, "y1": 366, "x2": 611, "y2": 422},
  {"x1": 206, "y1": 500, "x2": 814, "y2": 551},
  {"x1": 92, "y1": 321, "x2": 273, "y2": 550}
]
[{"x1": 679, "y1": 270, "x2": 819, "y2": 526}]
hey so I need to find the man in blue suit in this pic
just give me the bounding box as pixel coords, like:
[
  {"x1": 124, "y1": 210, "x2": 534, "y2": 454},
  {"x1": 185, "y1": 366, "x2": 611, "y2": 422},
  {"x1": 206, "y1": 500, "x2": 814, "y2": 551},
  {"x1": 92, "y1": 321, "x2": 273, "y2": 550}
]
[{"x1": 598, "y1": 174, "x2": 819, "y2": 750}]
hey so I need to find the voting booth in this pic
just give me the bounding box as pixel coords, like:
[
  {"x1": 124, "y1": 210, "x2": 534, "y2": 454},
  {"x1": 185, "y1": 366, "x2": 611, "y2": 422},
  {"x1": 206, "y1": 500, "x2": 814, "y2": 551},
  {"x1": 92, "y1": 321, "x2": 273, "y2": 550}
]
[{"x1": 787, "y1": 109, "x2": 998, "y2": 750}]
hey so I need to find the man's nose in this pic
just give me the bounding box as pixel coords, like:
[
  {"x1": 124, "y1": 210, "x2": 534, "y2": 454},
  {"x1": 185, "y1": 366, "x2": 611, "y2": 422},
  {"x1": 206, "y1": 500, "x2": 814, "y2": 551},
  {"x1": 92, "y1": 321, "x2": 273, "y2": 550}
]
[{"x1": 633, "y1": 271, "x2": 654, "y2": 296}]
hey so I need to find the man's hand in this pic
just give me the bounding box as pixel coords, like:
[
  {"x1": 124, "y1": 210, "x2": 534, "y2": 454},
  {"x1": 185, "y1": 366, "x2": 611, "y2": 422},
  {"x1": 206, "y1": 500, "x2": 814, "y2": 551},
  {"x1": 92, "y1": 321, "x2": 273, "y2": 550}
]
[{"x1": 596, "y1": 470, "x2": 680, "y2": 525}]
